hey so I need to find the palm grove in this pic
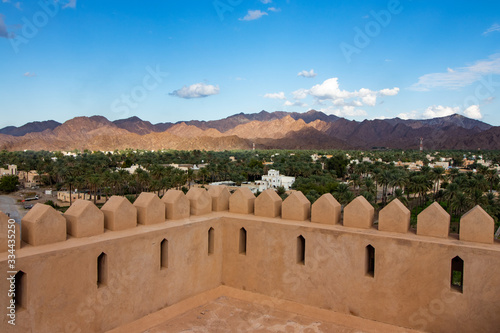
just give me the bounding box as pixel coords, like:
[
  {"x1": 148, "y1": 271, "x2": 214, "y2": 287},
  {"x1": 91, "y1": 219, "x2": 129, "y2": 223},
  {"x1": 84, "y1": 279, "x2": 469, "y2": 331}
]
[{"x1": 1, "y1": 148, "x2": 499, "y2": 230}]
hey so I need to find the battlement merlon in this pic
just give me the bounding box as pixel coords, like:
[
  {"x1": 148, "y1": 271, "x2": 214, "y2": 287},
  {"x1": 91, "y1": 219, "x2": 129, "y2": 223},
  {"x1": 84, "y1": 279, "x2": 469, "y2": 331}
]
[
  {"x1": 0, "y1": 187, "x2": 499, "y2": 333},
  {"x1": 1, "y1": 186, "x2": 498, "y2": 251}
]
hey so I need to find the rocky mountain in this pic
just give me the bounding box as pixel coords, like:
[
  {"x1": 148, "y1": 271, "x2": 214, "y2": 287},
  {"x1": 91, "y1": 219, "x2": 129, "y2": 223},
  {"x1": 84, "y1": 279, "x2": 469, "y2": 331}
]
[
  {"x1": 389, "y1": 114, "x2": 492, "y2": 131},
  {"x1": 0, "y1": 111, "x2": 497, "y2": 151},
  {"x1": 0, "y1": 120, "x2": 61, "y2": 136}
]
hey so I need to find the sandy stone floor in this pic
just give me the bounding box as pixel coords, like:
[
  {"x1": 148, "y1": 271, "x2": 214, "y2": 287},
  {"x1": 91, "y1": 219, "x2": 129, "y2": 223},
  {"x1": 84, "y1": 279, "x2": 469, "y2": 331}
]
[{"x1": 144, "y1": 296, "x2": 367, "y2": 333}]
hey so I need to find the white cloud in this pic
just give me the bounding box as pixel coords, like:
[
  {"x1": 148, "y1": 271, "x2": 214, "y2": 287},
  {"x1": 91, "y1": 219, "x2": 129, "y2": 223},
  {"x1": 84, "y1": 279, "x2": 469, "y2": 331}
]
[
  {"x1": 292, "y1": 88, "x2": 308, "y2": 100},
  {"x1": 284, "y1": 100, "x2": 308, "y2": 107},
  {"x1": 23, "y1": 72, "x2": 36, "y2": 77},
  {"x1": 410, "y1": 53, "x2": 500, "y2": 91},
  {"x1": 320, "y1": 106, "x2": 367, "y2": 117},
  {"x1": 379, "y1": 87, "x2": 400, "y2": 96},
  {"x1": 398, "y1": 105, "x2": 483, "y2": 120},
  {"x1": 297, "y1": 69, "x2": 317, "y2": 78},
  {"x1": 309, "y1": 78, "x2": 352, "y2": 100},
  {"x1": 305, "y1": 78, "x2": 399, "y2": 108},
  {"x1": 397, "y1": 110, "x2": 419, "y2": 120},
  {"x1": 169, "y1": 83, "x2": 220, "y2": 99},
  {"x1": 483, "y1": 23, "x2": 500, "y2": 35},
  {"x1": 423, "y1": 105, "x2": 459, "y2": 118},
  {"x1": 268, "y1": 7, "x2": 281, "y2": 12},
  {"x1": 260, "y1": 0, "x2": 272, "y2": 3},
  {"x1": 239, "y1": 10, "x2": 268, "y2": 21},
  {"x1": 264, "y1": 92, "x2": 286, "y2": 100},
  {"x1": 361, "y1": 94, "x2": 377, "y2": 106},
  {"x1": 463, "y1": 105, "x2": 482, "y2": 119}
]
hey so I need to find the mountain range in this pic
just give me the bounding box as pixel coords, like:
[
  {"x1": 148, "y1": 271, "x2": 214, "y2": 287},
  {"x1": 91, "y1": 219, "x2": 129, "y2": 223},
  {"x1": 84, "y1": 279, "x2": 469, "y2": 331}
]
[{"x1": 0, "y1": 110, "x2": 498, "y2": 151}]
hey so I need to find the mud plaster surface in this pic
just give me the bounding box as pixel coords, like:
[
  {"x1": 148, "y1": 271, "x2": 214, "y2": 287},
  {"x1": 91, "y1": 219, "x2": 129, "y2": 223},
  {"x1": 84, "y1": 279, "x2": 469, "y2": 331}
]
[{"x1": 145, "y1": 296, "x2": 368, "y2": 333}]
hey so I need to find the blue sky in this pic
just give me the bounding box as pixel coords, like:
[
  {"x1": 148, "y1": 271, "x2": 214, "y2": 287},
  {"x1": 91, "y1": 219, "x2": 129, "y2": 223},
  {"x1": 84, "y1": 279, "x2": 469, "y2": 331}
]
[{"x1": 1, "y1": 0, "x2": 500, "y2": 128}]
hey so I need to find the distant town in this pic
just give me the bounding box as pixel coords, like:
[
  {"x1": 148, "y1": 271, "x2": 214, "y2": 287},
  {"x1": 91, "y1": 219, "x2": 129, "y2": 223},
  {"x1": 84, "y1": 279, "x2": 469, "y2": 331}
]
[{"x1": 1, "y1": 148, "x2": 499, "y2": 237}]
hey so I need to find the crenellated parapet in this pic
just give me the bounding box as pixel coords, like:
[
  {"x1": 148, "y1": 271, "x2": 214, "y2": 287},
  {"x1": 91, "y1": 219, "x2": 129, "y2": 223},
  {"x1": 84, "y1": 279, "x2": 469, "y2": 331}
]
[
  {"x1": 21, "y1": 203, "x2": 66, "y2": 246},
  {"x1": 207, "y1": 185, "x2": 230, "y2": 212},
  {"x1": 1, "y1": 192, "x2": 497, "y2": 252},
  {"x1": 134, "y1": 192, "x2": 165, "y2": 225},
  {"x1": 282, "y1": 191, "x2": 310, "y2": 221},
  {"x1": 254, "y1": 189, "x2": 282, "y2": 218},
  {"x1": 311, "y1": 193, "x2": 341, "y2": 225},
  {"x1": 1, "y1": 190, "x2": 499, "y2": 333},
  {"x1": 186, "y1": 188, "x2": 212, "y2": 216},
  {"x1": 378, "y1": 199, "x2": 410, "y2": 234},
  {"x1": 459, "y1": 205, "x2": 495, "y2": 244},
  {"x1": 101, "y1": 195, "x2": 137, "y2": 231},
  {"x1": 64, "y1": 199, "x2": 104, "y2": 238},
  {"x1": 161, "y1": 190, "x2": 190, "y2": 220},
  {"x1": 417, "y1": 202, "x2": 450, "y2": 238},
  {"x1": 229, "y1": 187, "x2": 255, "y2": 214},
  {"x1": 344, "y1": 196, "x2": 374, "y2": 229}
]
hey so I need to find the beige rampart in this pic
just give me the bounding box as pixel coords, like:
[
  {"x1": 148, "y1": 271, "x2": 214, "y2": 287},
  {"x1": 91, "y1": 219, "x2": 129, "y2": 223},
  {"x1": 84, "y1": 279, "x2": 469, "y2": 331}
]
[
  {"x1": 417, "y1": 202, "x2": 450, "y2": 239},
  {"x1": 221, "y1": 210, "x2": 500, "y2": 333},
  {"x1": 64, "y1": 199, "x2": 104, "y2": 238},
  {"x1": 343, "y1": 196, "x2": 374, "y2": 229},
  {"x1": 282, "y1": 191, "x2": 310, "y2": 221},
  {"x1": 254, "y1": 189, "x2": 282, "y2": 218},
  {"x1": 101, "y1": 196, "x2": 137, "y2": 231},
  {"x1": 378, "y1": 199, "x2": 410, "y2": 234},
  {"x1": 133, "y1": 192, "x2": 165, "y2": 225},
  {"x1": 21, "y1": 203, "x2": 66, "y2": 246},
  {"x1": 186, "y1": 188, "x2": 212, "y2": 216},
  {"x1": 1, "y1": 194, "x2": 499, "y2": 333},
  {"x1": 229, "y1": 187, "x2": 255, "y2": 214},
  {"x1": 161, "y1": 190, "x2": 190, "y2": 220},
  {"x1": 459, "y1": 205, "x2": 494, "y2": 244},
  {"x1": 0, "y1": 211, "x2": 20, "y2": 252},
  {"x1": 207, "y1": 186, "x2": 230, "y2": 212},
  {"x1": 311, "y1": 193, "x2": 341, "y2": 225}
]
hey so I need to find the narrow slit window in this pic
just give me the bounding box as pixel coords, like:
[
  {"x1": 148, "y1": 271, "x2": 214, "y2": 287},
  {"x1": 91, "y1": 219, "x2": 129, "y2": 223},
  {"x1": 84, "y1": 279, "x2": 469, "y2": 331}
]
[
  {"x1": 366, "y1": 245, "x2": 375, "y2": 277},
  {"x1": 239, "y1": 228, "x2": 247, "y2": 255},
  {"x1": 451, "y1": 256, "x2": 464, "y2": 293},
  {"x1": 160, "y1": 239, "x2": 168, "y2": 269},
  {"x1": 297, "y1": 235, "x2": 305, "y2": 265},
  {"x1": 13, "y1": 270, "x2": 26, "y2": 309},
  {"x1": 208, "y1": 227, "x2": 215, "y2": 255},
  {"x1": 97, "y1": 253, "x2": 107, "y2": 287}
]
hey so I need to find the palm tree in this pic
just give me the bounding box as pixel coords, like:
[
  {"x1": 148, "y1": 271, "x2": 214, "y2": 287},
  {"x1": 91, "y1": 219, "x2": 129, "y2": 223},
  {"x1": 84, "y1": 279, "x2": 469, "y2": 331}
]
[
  {"x1": 199, "y1": 168, "x2": 210, "y2": 185},
  {"x1": 390, "y1": 188, "x2": 408, "y2": 206},
  {"x1": 448, "y1": 168, "x2": 460, "y2": 182},
  {"x1": 349, "y1": 173, "x2": 362, "y2": 195},
  {"x1": 431, "y1": 167, "x2": 445, "y2": 199},
  {"x1": 408, "y1": 174, "x2": 432, "y2": 207},
  {"x1": 64, "y1": 174, "x2": 76, "y2": 206},
  {"x1": 485, "y1": 169, "x2": 499, "y2": 193},
  {"x1": 443, "y1": 183, "x2": 460, "y2": 215},
  {"x1": 469, "y1": 189, "x2": 486, "y2": 207},
  {"x1": 451, "y1": 192, "x2": 471, "y2": 216},
  {"x1": 377, "y1": 169, "x2": 394, "y2": 206}
]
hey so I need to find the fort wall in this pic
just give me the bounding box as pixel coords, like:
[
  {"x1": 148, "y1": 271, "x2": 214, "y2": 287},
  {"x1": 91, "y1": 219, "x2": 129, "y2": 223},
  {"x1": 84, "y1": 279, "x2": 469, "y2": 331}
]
[{"x1": 1, "y1": 188, "x2": 499, "y2": 332}]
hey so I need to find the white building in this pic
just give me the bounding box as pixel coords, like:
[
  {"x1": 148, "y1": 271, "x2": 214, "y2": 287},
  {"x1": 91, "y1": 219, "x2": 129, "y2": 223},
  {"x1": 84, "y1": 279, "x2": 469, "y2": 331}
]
[
  {"x1": 118, "y1": 164, "x2": 146, "y2": 174},
  {"x1": 261, "y1": 169, "x2": 295, "y2": 190}
]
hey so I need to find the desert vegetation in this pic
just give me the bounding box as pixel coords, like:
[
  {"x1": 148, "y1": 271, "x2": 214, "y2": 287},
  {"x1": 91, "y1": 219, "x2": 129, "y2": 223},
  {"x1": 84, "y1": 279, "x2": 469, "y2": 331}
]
[{"x1": 1, "y1": 148, "x2": 499, "y2": 230}]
